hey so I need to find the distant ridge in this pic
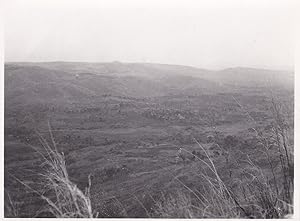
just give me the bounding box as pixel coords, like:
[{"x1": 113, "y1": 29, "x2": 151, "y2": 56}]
[
  {"x1": 5, "y1": 61, "x2": 293, "y2": 73},
  {"x1": 5, "y1": 61, "x2": 293, "y2": 108}
]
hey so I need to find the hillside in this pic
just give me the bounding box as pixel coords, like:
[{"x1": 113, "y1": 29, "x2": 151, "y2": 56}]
[
  {"x1": 4, "y1": 62, "x2": 294, "y2": 218},
  {"x1": 5, "y1": 62, "x2": 293, "y2": 103}
]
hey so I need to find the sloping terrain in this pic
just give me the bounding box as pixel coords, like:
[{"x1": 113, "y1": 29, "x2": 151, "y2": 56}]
[
  {"x1": 5, "y1": 63, "x2": 222, "y2": 105},
  {"x1": 4, "y1": 62, "x2": 293, "y2": 218}
]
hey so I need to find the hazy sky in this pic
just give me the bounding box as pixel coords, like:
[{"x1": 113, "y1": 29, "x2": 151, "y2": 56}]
[{"x1": 4, "y1": 0, "x2": 295, "y2": 69}]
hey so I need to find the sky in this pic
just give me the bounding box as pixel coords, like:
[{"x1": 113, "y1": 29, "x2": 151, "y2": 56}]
[{"x1": 4, "y1": 0, "x2": 296, "y2": 70}]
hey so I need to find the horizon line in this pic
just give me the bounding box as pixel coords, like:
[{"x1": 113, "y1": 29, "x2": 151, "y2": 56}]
[{"x1": 4, "y1": 60, "x2": 294, "y2": 72}]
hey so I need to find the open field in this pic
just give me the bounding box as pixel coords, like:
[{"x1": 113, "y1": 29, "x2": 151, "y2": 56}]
[{"x1": 4, "y1": 62, "x2": 294, "y2": 218}]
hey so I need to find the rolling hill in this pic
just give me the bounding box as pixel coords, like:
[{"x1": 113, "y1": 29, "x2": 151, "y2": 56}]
[{"x1": 5, "y1": 62, "x2": 293, "y2": 106}]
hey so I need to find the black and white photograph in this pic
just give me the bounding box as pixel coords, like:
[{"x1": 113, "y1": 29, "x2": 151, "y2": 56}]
[{"x1": 2, "y1": 0, "x2": 297, "y2": 218}]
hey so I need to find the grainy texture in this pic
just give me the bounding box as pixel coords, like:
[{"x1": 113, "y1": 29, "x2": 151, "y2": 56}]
[{"x1": 4, "y1": 62, "x2": 293, "y2": 218}]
